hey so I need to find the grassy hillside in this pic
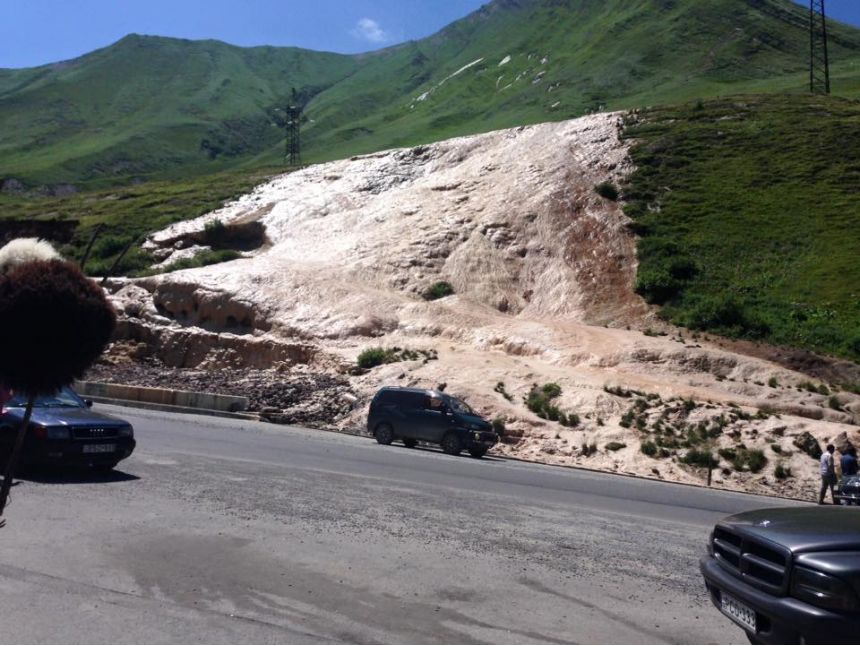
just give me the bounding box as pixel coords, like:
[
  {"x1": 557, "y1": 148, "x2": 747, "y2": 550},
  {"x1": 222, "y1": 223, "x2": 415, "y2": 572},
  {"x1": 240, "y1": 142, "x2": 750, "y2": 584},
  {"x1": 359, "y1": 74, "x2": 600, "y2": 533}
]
[
  {"x1": 0, "y1": 36, "x2": 357, "y2": 188},
  {"x1": 0, "y1": 167, "x2": 281, "y2": 275},
  {"x1": 3, "y1": 0, "x2": 860, "y2": 187},
  {"x1": 622, "y1": 93, "x2": 860, "y2": 361},
  {"x1": 292, "y1": 0, "x2": 860, "y2": 164}
]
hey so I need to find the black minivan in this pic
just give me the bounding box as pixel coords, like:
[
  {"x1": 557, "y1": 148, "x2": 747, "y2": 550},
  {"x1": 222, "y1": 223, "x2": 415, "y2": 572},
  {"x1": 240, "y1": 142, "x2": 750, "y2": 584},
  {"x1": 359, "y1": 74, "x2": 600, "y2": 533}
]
[{"x1": 367, "y1": 387, "x2": 498, "y2": 458}]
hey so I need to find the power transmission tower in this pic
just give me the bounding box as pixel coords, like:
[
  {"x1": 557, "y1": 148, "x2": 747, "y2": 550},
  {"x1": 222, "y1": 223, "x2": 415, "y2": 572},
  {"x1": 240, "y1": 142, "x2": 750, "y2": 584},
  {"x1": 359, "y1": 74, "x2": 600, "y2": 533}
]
[
  {"x1": 810, "y1": 0, "x2": 831, "y2": 95},
  {"x1": 285, "y1": 88, "x2": 302, "y2": 167}
]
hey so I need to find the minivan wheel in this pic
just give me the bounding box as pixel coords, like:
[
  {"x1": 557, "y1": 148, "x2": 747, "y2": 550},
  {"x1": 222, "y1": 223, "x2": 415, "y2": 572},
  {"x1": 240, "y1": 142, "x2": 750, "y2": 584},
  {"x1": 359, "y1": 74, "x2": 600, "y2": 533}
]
[
  {"x1": 403, "y1": 438, "x2": 418, "y2": 448},
  {"x1": 375, "y1": 424, "x2": 395, "y2": 445},
  {"x1": 441, "y1": 433, "x2": 462, "y2": 455},
  {"x1": 468, "y1": 447, "x2": 488, "y2": 459}
]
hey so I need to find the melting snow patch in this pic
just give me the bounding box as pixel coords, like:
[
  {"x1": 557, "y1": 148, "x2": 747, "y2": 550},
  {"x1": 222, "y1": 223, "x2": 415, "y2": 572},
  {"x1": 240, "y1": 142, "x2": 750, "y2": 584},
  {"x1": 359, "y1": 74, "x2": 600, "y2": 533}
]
[
  {"x1": 446, "y1": 58, "x2": 484, "y2": 81},
  {"x1": 498, "y1": 54, "x2": 511, "y2": 67},
  {"x1": 411, "y1": 58, "x2": 484, "y2": 105}
]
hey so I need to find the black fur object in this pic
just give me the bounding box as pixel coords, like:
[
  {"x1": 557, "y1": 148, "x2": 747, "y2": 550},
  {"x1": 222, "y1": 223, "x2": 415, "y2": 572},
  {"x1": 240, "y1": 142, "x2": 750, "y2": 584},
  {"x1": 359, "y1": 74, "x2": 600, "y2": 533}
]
[{"x1": 0, "y1": 260, "x2": 116, "y2": 394}]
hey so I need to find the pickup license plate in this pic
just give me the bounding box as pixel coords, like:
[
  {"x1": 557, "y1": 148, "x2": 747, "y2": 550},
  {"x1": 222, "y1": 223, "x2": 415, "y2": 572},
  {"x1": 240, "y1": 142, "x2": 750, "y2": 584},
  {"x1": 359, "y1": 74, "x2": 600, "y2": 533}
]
[
  {"x1": 83, "y1": 444, "x2": 116, "y2": 454},
  {"x1": 721, "y1": 591, "x2": 756, "y2": 633}
]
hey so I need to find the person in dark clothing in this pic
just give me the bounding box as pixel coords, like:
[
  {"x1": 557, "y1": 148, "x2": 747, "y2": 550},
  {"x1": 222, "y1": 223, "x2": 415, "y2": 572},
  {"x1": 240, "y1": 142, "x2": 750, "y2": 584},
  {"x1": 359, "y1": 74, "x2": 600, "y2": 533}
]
[{"x1": 841, "y1": 446, "x2": 858, "y2": 477}]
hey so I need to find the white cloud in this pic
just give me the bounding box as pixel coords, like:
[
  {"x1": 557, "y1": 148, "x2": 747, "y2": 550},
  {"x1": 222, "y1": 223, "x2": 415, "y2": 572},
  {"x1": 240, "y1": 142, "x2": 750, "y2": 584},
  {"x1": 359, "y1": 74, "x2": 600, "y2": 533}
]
[{"x1": 351, "y1": 18, "x2": 389, "y2": 44}]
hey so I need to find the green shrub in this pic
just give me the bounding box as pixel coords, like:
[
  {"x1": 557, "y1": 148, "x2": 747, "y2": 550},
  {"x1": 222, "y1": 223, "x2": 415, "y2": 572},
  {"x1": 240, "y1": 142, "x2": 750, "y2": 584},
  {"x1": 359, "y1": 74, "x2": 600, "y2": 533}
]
[
  {"x1": 768, "y1": 376, "x2": 779, "y2": 388},
  {"x1": 357, "y1": 347, "x2": 390, "y2": 369},
  {"x1": 771, "y1": 443, "x2": 783, "y2": 454},
  {"x1": 746, "y1": 449, "x2": 767, "y2": 473},
  {"x1": 494, "y1": 381, "x2": 513, "y2": 401},
  {"x1": 718, "y1": 447, "x2": 737, "y2": 461},
  {"x1": 561, "y1": 413, "x2": 580, "y2": 427},
  {"x1": 681, "y1": 449, "x2": 719, "y2": 469},
  {"x1": 203, "y1": 218, "x2": 227, "y2": 245},
  {"x1": 525, "y1": 383, "x2": 573, "y2": 425},
  {"x1": 581, "y1": 442, "x2": 598, "y2": 457},
  {"x1": 423, "y1": 281, "x2": 454, "y2": 301},
  {"x1": 492, "y1": 417, "x2": 506, "y2": 436},
  {"x1": 605, "y1": 442, "x2": 627, "y2": 452},
  {"x1": 542, "y1": 383, "x2": 562, "y2": 399},
  {"x1": 620, "y1": 410, "x2": 635, "y2": 428},
  {"x1": 774, "y1": 463, "x2": 792, "y2": 480},
  {"x1": 828, "y1": 395, "x2": 842, "y2": 411},
  {"x1": 595, "y1": 181, "x2": 619, "y2": 201},
  {"x1": 641, "y1": 441, "x2": 658, "y2": 457},
  {"x1": 148, "y1": 249, "x2": 240, "y2": 275}
]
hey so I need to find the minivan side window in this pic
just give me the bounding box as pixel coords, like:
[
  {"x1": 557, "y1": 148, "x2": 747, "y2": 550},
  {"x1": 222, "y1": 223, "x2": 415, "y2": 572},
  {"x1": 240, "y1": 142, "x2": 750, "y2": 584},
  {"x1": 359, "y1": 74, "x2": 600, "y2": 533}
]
[
  {"x1": 425, "y1": 397, "x2": 444, "y2": 411},
  {"x1": 400, "y1": 392, "x2": 426, "y2": 409}
]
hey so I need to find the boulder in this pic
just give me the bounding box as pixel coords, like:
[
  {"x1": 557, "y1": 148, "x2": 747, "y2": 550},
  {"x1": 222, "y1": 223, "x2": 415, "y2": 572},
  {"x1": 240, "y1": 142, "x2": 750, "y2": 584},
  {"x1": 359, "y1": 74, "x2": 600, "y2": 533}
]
[
  {"x1": 793, "y1": 431, "x2": 822, "y2": 460},
  {"x1": 833, "y1": 431, "x2": 854, "y2": 455}
]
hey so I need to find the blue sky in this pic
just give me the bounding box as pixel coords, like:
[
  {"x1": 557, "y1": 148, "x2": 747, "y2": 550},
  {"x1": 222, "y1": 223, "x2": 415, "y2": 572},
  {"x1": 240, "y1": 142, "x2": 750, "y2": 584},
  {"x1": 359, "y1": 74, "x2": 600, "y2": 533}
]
[{"x1": 1, "y1": 0, "x2": 860, "y2": 69}]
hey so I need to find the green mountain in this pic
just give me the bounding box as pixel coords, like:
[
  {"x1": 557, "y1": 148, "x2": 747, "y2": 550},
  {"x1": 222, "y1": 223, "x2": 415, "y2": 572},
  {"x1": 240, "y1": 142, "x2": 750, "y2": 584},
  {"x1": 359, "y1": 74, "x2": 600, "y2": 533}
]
[
  {"x1": 2, "y1": 0, "x2": 860, "y2": 189},
  {"x1": 0, "y1": 36, "x2": 357, "y2": 187}
]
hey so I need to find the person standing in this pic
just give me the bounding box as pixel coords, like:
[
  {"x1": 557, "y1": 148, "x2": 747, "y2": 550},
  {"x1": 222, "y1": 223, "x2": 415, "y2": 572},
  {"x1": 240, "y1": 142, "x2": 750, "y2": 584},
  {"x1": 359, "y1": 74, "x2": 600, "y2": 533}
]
[
  {"x1": 819, "y1": 444, "x2": 837, "y2": 504},
  {"x1": 841, "y1": 446, "x2": 858, "y2": 477}
]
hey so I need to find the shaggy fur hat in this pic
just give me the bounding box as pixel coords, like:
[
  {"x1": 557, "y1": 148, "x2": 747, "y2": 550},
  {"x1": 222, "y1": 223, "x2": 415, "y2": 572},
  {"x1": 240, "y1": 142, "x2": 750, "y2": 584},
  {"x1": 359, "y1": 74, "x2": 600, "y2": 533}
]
[
  {"x1": 0, "y1": 238, "x2": 60, "y2": 275},
  {"x1": 0, "y1": 240, "x2": 115, "y2": 394}
]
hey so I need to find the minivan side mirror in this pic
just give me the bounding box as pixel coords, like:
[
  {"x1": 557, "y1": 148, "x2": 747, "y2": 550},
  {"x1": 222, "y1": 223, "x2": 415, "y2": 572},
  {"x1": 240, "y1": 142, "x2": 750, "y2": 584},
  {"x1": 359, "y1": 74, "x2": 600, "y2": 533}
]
[{"x1": 85, "y1": 399, "x2": 93, "y2": 408}]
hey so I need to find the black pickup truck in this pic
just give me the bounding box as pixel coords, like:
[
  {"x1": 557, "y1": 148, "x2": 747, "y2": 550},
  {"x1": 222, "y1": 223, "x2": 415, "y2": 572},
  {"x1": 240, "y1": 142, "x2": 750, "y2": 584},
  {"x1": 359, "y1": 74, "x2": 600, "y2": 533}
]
[{"x1": 700, "y1": 507, "x2": 860, "y2": 644}]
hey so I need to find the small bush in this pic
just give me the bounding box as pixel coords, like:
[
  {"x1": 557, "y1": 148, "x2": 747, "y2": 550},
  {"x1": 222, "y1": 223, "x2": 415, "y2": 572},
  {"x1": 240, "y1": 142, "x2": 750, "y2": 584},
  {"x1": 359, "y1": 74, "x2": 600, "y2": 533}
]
[
  {"x1": 562, "y1": 413, "x2": 580, "y2": 427},
  {"x1": 620, "y1": 410, "x2": 635, "y2": 428},
  {"x1": 492, "y1": 417, "x2": 506, "y2": 436},
  {"x1": 746, "y1": 449, "x2": 767, "y2": 473},
  {"x1": 203, "y1": 218, "x2": 227, "y2": 245},
  {"x1": 595, "y1": 181, "x2": 619, "y2": 201},
  {"x1": 771, "y1": 443, "x2": 783, "y2": 454},
  {"x1": 828, "y1": 395, "x2": 843, "y2": 411},
  {"x1": 774, "y1": 463, "x2": 792, "y2": 480},
  {"x1": 768, "y1": 376, "x2": 779, "y2": 388},
  {"x1": 542, "y1": 383, "x2": 562, "y2": 399},
  {"x1": 581, "y1": 442, "x2": 598, "y2": 457},
  {"x1": 718, "y1": 447, "x2": 737, "y2": 461},
  {"x1": 494, "y1": 381, "x2": 513, "y2": 401},
  {"x1": 641, "y1": 441, "x2": 658, "y2": 457},
  {"x1": 423, "y1": 281, "x2": 454, "y2": 301},
  {"x1": 357, "y1": 347, "x2": 390, "y2": 370},
  {"x1": 681, "y1": 449, "x2": 719, "y2": 469},
  {"x1": 605, "y1": 442, "x2": 627, "y2": 452}
]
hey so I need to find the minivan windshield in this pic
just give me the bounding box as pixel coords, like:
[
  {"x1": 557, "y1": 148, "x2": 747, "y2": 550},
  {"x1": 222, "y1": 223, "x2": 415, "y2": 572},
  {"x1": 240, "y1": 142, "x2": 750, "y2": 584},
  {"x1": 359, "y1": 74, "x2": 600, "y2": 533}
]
[
  {"x1": 448, "y1": 397, "x2": 475, "y2": 415},
  {"x1": 6, "y1": 386, "x2": 85, "y2": 409}
]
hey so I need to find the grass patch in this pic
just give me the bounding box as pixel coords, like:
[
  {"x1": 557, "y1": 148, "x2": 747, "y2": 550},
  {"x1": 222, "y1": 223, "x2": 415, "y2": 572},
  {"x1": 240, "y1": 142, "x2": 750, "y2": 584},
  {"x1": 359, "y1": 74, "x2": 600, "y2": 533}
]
[
  {"x1": 356, "y1": 346, "x2": 437, "y2": 370},
  {"x1": 140, "y1": 249, "x2": 241, "y2": 275},
  {"x1": 681, "y1": 449, "x2": 719, "y2": 469},
  {"x1": 622, "y1": 95, "x2": 860, "y2": 360},
  {"x1": 594, "y1": 181, "x2": 619, "y2": 201},
  {"x1": 423, "y1": 281, "x2": 454, "y2": 301}
]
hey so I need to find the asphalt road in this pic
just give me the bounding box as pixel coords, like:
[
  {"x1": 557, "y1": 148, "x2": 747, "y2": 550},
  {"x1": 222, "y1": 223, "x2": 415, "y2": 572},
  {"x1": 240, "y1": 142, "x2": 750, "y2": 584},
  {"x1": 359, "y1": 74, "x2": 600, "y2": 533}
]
[{"x1": 0, "y1": 404, "x2": 806, "y2": 644}]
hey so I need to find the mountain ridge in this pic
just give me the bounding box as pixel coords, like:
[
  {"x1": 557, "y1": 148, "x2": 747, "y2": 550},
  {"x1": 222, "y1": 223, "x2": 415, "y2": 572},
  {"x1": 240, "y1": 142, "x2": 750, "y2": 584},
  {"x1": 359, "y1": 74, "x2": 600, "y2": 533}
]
[{"x1": 2, "y1": 0, "x2": 860, "y2": 188}]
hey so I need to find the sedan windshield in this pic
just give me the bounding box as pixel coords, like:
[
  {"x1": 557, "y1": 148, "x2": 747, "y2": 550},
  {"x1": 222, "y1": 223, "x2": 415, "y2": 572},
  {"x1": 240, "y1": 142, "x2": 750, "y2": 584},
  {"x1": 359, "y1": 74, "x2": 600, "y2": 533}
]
[
  {"x1": 448, "y1": 397, "x2": 475, "y2": 415},
  {"x1": 6, "y1": 386, "x2": 85, "y2": 408}
]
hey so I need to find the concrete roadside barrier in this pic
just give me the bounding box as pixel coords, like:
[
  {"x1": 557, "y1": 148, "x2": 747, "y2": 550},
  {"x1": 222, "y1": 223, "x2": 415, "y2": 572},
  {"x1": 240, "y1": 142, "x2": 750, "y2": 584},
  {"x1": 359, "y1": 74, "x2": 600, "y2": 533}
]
[{"x1": 75, "y1": 380, "x2": 249, "y2": 413}]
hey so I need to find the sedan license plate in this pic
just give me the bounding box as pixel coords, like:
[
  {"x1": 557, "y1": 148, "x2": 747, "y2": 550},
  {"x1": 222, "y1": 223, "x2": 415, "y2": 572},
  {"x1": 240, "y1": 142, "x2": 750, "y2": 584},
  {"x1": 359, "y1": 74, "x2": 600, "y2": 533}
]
[
  {"x1": 83, "y1": 443, "x2": 116, "y2": 454},
  {"x1": 721, "y1": 591, "x2": 756, "y2": 633}
]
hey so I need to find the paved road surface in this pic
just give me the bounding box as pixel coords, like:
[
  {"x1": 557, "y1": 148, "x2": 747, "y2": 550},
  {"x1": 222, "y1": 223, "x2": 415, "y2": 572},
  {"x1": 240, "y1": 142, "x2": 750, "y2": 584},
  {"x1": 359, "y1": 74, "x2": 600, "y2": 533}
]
[{"x1": 0, "y1": 404, "x2": 805, "y2": 643}]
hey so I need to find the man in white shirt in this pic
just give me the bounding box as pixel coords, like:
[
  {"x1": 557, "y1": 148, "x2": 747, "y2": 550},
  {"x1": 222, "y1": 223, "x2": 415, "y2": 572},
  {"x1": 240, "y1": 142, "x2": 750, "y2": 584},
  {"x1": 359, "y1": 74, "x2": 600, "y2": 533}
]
[{"x1": 819, "y1": 443, "x2": 837, "y2": 504}]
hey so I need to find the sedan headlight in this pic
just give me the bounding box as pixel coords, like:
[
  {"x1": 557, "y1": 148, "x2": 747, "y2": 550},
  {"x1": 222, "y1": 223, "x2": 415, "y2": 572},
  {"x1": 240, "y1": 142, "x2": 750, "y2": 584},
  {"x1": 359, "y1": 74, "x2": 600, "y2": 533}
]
[
  {"x1": 117, "y1": 425, "x2": 134, "y2": 438},
  {"x1": 46, "y1": 427, "x2": 71, "y2": 440},
  {"x1": 791, "y1": 566, "x2": 860, "y2": 612}
]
